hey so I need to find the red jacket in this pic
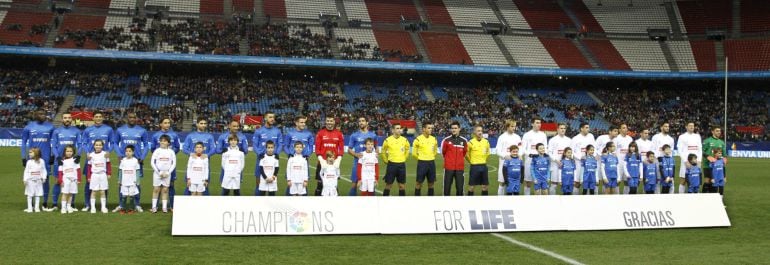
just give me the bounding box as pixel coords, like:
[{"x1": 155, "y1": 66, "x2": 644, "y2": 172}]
[
  {"x1": 315, "y1": 128, "x2": 345, "y2": 158},
  {"x1": 441, "y1": 135, "x2": 468, "y2": 170}
]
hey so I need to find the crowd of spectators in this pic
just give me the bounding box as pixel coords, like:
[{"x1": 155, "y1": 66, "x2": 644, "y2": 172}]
[
  {"x1": 156, "y1": 18, "x2": 242, "y2": 55},
  {"x1": 247, "y1": 23, "x2": 333, "y2": 59},
  {"x1": 1, "y1": 68, "x2": 768, "y2": 142}
]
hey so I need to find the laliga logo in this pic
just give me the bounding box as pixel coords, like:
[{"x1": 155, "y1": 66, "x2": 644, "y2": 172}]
[{"x1": 289, "y1": 212, "x2": 311, "y2": 233}]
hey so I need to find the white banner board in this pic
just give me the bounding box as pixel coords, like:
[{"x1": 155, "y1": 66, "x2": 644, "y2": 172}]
[
  {"x1": 172, "y1": 194, "x2": 730, "y2": 236},
  {"x1": 566, "y1": 193, "x2": 731, "y2": 231},
  {"x1": 377, "y1": 196, "x2": 565, "y2": 234},
  {"x1": 172, "y1": 196, "x2": 380, "y2": 235}
]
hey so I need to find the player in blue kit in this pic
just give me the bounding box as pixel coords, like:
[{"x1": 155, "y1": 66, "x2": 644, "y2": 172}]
[
  {"x1": 49, "y1": 113, "x2": 81, "y2": 211},
  {"x1": 183, "y1": 117, "x2": 217, "y2": 195},
  {"x1": 560, "y1": 147, "x2": 576, "y2": 195},
  {"x1": 21, "y1": 110, "x2": 55, "y2": 210},
  {"x1": 252, "y1": 112, "x2": 282, "y2": 196},
  {"x1": 642, "y1": 151, "x2": 659, "y2": 194},
  {"x1": 709, "y1": 149, "x2": 727, "y2": 196},
  {"x1": 601, "y1": 142, "x2": 620, "y2": 195},
  {"x1": 347, "y1": 116, "x2": 377, "y2": 196},
  {"x1": 282, "y1": 115, "x2": 314, "y2": 195},
  {"x1": 81, "y1": 111, "x2": 115, "y2": 211},
  {"x1": 114, "y1": 112, "x2": 150, "y2": 212},
  {"x1": 150, "y1": 118, "x2": 180, "y2": 210},
  {"x1": 624, "y1": 142, "x2": 642, "y2": 195},
  {"x1": 658, "y1": 145, "x2": 676, "y2": 194},
  {"x1": 530, "y1": 143, "x2": 550, "y2": 195},
  {"x1": 502, "y1": 145, "x2": 523, "y2": 195},
  {"x1": 581, "y1": 145, "x2": 598, "y2": 195},
  {"x1": 685, "y1": 154, "x2": 701, "y2": 193}
]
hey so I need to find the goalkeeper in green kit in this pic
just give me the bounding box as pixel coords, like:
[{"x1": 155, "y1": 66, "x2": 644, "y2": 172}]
[{"x1": 702, "y1": 126, "x2": 726, "y2": 193}]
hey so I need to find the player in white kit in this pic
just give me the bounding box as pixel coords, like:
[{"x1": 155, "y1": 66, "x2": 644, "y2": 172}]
[
  {"x1": 357, "y1": 138, "x2": 379, "y2": 196},
  {"x1": 151, "y1": 135, "x2": 176, "y2": 213},
  {"x1": 521, "y1": 117, "x2": 548, "y2": 196},
  {"x1": 548, "y1": 123, "x2": 571, "y2": 195},
  {"x1": 635, "y1": 129, "x2": 654, "y2": 162},
  {"x1": 118, "y1": 146, "x2": 141, "y2": 214},
  {"x1": 221, "y1": 134, "x2": 245, "y2": 196},
  {"x1": 23, "y1": 148, "x2": 46, "y2": 213},
  {"x1": 570, "y1": 123, "x2": 595, "y2": 193},
  {"x1": 495, "y1": 120, "x2": 522, "y2": 196},
  {"x1": 258, "y1": 141, "x2": 280, "y2": 196},
  {"x1": 287, "y1": 142, "x2": 309, "y2": 196},
  {"x1": 613, "y1": 124, "x2": 633, "y2": 194},
  {"x1": 87, "y1": 140, "x2": 111, "y2": 213},
  {"x1": 320, "y1": 151, "x2": 340, "y2": 196},
  {"x1": 186, "y1": 142, "x2": 209, "y2": 196},
  {"x1": 677, "y1": 122, "x2": 702, "y2": 193},
  {"x1": 58, "y1": 145, "x2": 81, "y2": 214}
]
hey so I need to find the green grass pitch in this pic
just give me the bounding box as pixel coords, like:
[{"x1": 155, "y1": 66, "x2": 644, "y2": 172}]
[{"x1": 1, "y1": 146, "x2": 768, "y2": 264}]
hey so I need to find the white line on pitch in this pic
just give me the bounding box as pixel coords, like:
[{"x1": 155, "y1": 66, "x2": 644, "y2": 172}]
[{"x1": 491, "y1": 233, "x2": 585, "y2": 265}]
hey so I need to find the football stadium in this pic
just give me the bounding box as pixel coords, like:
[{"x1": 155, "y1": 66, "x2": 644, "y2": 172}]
[{"x1": 1, "y1": 0, "x2": 769, "y2": 264}]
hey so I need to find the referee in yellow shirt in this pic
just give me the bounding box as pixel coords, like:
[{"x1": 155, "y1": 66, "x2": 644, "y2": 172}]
[
  {"x1": 467, "y1": 125, "x2": 491, "y2": 196},
  {"x1": 413, "y1": 122, "x2": 439, "y2": 196},
  {"x1": 381, "y1": 123, "x2": 410, "y2": 196}
]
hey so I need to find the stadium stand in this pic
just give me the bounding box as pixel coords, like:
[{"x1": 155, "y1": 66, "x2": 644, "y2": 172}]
[
  {"x1": 109, "y1": 0, "x2": 137, "y2": 10},
  {"x1": 364, "y1": 0, "x2": 420, "y2": 24},
  {"x1": 334, "y1": 27, "x2": 379, "y2": 60},
  {"x1": 667, "y1": 40, "x2": 699, "y2": 72},
  {"x1": 456, "y1": 33, "x2": 507, "y2": 66},
  {"x1": 54, "y1": 14, "x2": 107, "y2": 49},
  {"x1": 581, "y1": 0, "x2": 685, "y2": 35},
  {"x1": 724, "y1": 39, "x2": 770, "y2": 71},
  {"x1": 343, "y1": 0, "x2": 370, "y2": 22},
  {"x1": 611, "y1": 39, "x2": 670, "y2": 71},
  {"x1": 285, "y1": 0, "x2": 337, "y2": 21},
  {"x1": 740, "y1": 0, "x2": 770, "y2": 33},
  {"x1": 513, "y1": 0, "x2": 573, "y2": 31},
  {"x1": 442, "y1": 0, "x2": 499, "y2": 28},
  {"x1": 499, "y1": 35, "x2": 559, "y2": 68},
  {"x1": 263, "y1": 0, "x2": 287, "y2": 18},
  {"x1": 0, "y1": 0, "x2": 767, "y2": 72},
  {"x1": 688, "y1": 40, "x2": 717, "y2": 72},
  {"x1": 422, "y1": 0, "x2": 454, "y2": 26},
  {"x1": 419, "y1": 32, "x2": 472, "y2": 64},
  {"x1": 0, "y1": 10, "x2": 51, "y2": 46},
  {"x1": 676, "y1": 0, "x2": 732, "y2": 34},
  {"x1": 538, "y1": 38, "x2": 593, "y2": 69}
]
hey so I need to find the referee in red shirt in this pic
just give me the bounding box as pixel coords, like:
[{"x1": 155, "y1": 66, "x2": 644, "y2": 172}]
[{"x1": 441, "y1": 121, "x2": 468, "y2": 196}]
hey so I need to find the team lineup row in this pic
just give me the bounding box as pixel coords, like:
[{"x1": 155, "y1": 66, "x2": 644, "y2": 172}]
[{"x1": 19, "y1": 108, "x2": 728, "y2": 214}]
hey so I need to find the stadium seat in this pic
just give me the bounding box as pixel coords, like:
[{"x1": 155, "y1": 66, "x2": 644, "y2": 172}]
[
  {"x1": 364, "y1": 0, "x2": 419, "y2": 23},
  {"x1": 457, "y1": 33, "x2": 508, "y2": 66},
  {"x1": 285, "y1": 0, "x2": 338, "y2": 20},
  {"x1": 420, "y1": 32, "x2": 473, "y2": 65},
  {"x1": 0, "y1": 10, "x2": 52, "y2": 46},
  {"x1": 611, "y1": 39, "x2": 670, "y2": 71},
  {"x1": 538, "y1": 38, "x2": 592, "y2": 69},
  {"x1": 498, "y1": 35, "x2": 558, "y2": 68},
  {"x1": 442, "y1": 0, "x2": 499, "y2": 28},
  {"x1": 581, "y1": 0, "x2": 681, "y2": 35},
  {"x1": 688, "y1": 40, "x2": 717, "y2": 72},
  {"x1": 422, "y1": 0, "x2": 454, "y2": 26},
  {"x1": 513, "y1": 0, "x2": 572, "y2": 31},
  {"x1": 55, "y1": 14, "x2": 107, "y2": 49},
  {"x1": 676, "y1": 0, "x2": 731, "y2": 34}
]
